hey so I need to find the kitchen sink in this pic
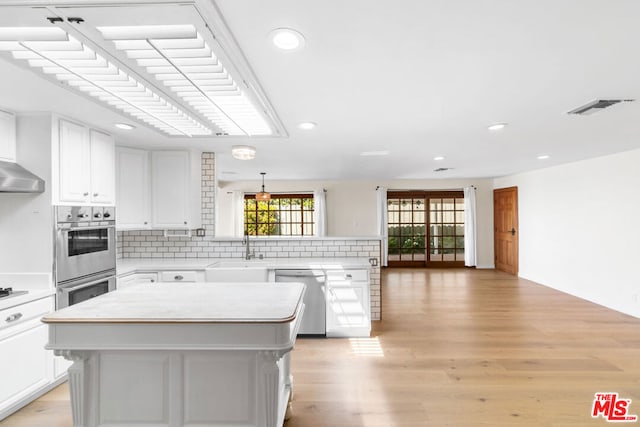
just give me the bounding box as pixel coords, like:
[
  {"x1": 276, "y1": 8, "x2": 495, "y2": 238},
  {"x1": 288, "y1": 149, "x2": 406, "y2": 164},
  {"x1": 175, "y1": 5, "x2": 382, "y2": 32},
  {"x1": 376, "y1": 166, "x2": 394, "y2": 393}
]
[{"x1": 207, "y1": 260, "x2": 271, "y2": 269}]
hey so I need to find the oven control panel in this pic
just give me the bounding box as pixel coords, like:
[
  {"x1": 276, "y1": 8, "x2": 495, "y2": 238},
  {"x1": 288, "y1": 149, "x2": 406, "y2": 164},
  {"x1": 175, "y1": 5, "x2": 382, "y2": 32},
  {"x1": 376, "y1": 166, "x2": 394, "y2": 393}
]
[{"x1": 56, "y1": 205, "x2": 116, "y2": 225}]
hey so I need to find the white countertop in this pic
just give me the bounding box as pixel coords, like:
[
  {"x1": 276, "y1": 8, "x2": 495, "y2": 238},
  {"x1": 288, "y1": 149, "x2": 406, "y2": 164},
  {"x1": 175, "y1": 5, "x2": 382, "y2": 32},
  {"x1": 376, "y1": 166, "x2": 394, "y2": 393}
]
[
  {"x1": 117, "y1": 257, "x2": 372, "y2": 275},
  {"x1": 0, "y1": 273, "x2": 54, "y2": 310},
  {"x1": 43, "y1": 282, "x2": 305, "y2": 324}
]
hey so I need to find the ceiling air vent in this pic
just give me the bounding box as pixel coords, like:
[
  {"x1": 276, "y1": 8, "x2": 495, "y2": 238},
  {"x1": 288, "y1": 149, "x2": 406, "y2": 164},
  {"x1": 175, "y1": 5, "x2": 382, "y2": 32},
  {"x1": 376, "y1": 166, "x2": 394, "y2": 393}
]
[{"x1": 567, "y1": 99, "x2": 634, "y2": 115}]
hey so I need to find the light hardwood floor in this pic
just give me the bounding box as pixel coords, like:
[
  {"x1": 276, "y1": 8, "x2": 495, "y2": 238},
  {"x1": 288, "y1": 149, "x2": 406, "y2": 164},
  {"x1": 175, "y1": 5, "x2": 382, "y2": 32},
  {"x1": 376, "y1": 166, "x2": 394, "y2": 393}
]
[{"x1": 2, "y1": 268, "x2": 639, "y2": 426}]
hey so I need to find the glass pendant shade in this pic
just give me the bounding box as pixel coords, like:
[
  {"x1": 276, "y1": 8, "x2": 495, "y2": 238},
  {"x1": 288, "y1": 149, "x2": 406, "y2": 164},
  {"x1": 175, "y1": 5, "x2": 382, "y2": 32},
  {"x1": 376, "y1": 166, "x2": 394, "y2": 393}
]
[{"x1": 256, "y1": 172, "x2": 270, "y2": 200}]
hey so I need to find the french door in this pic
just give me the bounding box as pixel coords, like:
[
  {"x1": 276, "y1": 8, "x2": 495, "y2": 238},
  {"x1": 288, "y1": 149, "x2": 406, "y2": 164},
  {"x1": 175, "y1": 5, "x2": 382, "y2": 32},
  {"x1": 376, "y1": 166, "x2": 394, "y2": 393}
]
[{"x1": 387, "y1": 191, "x2": 465, "y2": 267}]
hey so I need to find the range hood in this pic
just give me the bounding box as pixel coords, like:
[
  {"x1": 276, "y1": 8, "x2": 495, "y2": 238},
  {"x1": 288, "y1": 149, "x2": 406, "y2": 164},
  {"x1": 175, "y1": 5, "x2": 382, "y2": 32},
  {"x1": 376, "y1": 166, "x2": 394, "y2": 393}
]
[{"x1": 0, "y1": 160, "x2": 45, "y2": 193}]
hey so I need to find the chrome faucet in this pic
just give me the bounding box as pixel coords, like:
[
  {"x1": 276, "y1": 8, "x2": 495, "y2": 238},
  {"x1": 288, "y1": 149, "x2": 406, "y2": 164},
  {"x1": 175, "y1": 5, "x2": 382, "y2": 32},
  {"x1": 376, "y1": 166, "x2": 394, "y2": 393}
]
[{"x1": 243, "y1": 232, "x2": 255, "y2": 260}]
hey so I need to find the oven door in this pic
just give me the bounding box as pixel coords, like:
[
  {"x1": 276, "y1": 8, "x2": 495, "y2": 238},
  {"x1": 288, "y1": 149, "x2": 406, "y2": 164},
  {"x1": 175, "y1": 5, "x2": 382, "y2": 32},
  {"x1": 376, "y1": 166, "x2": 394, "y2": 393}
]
[
  {"x1": 57, "y1": 271, "x2": 116, "y2": 309},
  {"x1": 56, "y1": 225, "x2": 116, "y2": 283}
]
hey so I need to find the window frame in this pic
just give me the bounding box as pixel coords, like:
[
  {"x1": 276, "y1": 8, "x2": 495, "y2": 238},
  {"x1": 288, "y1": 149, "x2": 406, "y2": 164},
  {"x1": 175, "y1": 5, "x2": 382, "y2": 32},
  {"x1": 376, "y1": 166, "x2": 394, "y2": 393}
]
[{"x1": 243, "y1": 193, "x2": 315, "y2": 237}]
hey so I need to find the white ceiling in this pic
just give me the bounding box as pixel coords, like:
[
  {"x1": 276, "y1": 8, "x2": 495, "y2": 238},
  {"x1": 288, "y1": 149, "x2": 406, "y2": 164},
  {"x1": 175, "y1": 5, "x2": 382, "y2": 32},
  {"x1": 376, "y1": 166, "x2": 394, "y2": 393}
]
[{"x1": 1, "y1": 0, "x2": 640, "y2": 181}]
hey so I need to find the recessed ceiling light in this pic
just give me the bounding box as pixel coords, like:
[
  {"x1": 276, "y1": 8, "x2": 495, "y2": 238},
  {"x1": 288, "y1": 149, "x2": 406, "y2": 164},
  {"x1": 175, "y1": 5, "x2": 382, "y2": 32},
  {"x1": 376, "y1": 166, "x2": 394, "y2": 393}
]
[
  {"x1": 360, "y1": 151, "x2": 390, "y2": 157},
  {"x1": 269, "y1": 28, "x2": 305, "y2": 51},
  {"x1": 488, "y1": 123, "x2": 507, "y2": 131},
  {"x1": 298, "y1": 121, "x2": 316, "y2": 130},
  {"x1": 231, "y1": 145, "x2": 256, "y2": 160},
  {"x1": 433, "y1": 156, "x2": 445, "y2": 161},
  {"x1": 114, "y1": 123, "x2": 135, "y2": 130},
  {"x1": 537, "y1": 154, "x2": 550, "y2": 160}
]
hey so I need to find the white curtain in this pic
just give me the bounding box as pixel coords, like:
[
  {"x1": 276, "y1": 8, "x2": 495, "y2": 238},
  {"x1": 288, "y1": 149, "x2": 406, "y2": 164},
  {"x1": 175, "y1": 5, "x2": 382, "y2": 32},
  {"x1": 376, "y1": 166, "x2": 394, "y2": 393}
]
[
  {"x1": 463, "y1": 186, "x2": 477, "y2": 267},
  {"x1": 232, "y1": 190, "x2": 245, "y2": 237},
  {"x1": 313, "y1": 189, "x2": 327, "y2": 237},
  {"x1": 376, "y1": 187, "x2": 388, "y2": 266}
]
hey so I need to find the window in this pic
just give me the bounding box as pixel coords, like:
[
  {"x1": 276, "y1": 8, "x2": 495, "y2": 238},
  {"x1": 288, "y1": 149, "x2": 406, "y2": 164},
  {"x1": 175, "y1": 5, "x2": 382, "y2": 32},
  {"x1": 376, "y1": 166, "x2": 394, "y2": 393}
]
[
  {"x1": 387, "y1": 191, "x2": 464, "y2": 267},
  {"x1": 244, "y1": 194, "x2": 315, "y2": 236}
]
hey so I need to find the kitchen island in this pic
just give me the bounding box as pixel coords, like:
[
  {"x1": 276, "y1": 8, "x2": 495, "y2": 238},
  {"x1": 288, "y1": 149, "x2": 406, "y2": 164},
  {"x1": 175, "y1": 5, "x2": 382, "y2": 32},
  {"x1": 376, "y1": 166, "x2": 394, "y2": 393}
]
[{"x1": 42, "y1": 282, "x2": 305, "y2": 427}]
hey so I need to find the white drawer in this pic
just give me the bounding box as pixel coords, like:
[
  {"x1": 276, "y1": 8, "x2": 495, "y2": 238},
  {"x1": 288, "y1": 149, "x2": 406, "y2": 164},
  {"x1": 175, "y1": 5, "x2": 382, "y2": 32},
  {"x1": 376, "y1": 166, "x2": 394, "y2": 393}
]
[
  {"x1": 159, "y1": 271, "x2": 198, "y2": 282},
  {"x1": 0, "y1": 297, "x2": 53, "y2": 332},
  {"x1": 325, "y1": 269, "x2": 368, "y2": 282}
]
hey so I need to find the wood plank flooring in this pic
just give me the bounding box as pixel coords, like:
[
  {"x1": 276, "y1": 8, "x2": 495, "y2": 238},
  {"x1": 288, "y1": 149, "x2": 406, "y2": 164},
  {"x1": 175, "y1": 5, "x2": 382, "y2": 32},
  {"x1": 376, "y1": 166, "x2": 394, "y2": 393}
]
[{"x1": 2, "y1": 268, "x2": 639, "y2": 426}]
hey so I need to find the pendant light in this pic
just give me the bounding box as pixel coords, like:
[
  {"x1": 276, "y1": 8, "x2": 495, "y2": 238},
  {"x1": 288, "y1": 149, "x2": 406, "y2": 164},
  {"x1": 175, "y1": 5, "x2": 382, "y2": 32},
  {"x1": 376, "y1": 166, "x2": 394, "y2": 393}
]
[{"x1": 256, "y1": 172, "x2": 271, "y2": 200}]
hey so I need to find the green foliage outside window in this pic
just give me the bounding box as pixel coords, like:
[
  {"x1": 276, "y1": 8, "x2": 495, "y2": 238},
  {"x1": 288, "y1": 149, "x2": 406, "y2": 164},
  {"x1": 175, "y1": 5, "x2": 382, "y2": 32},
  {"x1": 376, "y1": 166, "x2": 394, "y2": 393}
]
[{"x1": 245, "y1": 196, "x2": 314, "y2": 236}]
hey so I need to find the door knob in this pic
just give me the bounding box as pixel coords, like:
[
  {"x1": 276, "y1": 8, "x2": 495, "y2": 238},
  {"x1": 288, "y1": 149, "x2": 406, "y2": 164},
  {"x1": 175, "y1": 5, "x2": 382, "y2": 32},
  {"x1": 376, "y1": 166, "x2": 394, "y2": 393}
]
[{"x1": 510, "y1": 228, "x2": 516, "y2": 236}]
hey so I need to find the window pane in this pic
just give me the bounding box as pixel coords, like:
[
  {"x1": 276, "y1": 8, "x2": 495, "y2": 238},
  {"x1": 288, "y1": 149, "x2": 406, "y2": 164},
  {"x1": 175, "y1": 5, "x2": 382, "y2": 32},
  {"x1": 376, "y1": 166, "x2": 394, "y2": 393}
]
[
  {"x1": 455, "y1": 248, "x2": 465, "y2": 261},
  {"x1": 388, "y1": 200, "x2": 399, "y2": 210},
  {"x1": 244, "y1": 195, "x2": 314, "y2": 236},
  {"x1": 455, "y1": 211, "x2": 464, "y2": 223},
  {"x1": 442, "y1": 224, "x2": 455, "y2": 236},
  {"x1": 455, "y1": 198, "x2": 465, "y2": 210},
  {"x1": 430, "y1": 211, "x2": 441, "y2": 223},
  {"x1": 456, "y1": 225, "x2": 465, "y2": 235},
  {"x1": 389, "y1": 211, "x2": 400, "y2": 223},
  {"x1": 430, "y1": 199, "x2": 442, "y2": 210},
  {"x1": 388, "y1": 226, "x2": 400, "y2": 237},
  {"x1": 303, "y1": 224, "x2": 314, "y2": 235},
  {"x1": 413, "y1": 199, "x2": 425, "y2": 211},
  {"x1": 442, "y1": 198, "x2": 455, "y2": 210},
  {"x1": 443, "y1": 211, "x2": 455, "y2": 222},
  {"x1": 413, "y1": 211, "x2": 425, "y2": 223},
  {"x1": 456, "y1": 237, "x2": 465, "y2": 248},
  {"x1": 443, "y1": 238, "x2": 455, "y2": 249},
  {"x1": 400, "y1": 199, "x2": 412, "y2": 210}
]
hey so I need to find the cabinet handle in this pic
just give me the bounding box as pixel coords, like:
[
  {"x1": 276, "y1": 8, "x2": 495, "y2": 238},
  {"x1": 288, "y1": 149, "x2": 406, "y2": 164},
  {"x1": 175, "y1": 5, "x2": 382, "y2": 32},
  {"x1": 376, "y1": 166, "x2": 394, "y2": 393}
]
[
  {"x1": 345, "y1": 274, "x2": 352, "y2": 279},
  {"x1": 5, "y1": 312, "x2": 23, "y2": 323},
  {"x1": 93, "y1": 193, "x2": 99, "y2": 197},
  {"x1": 83, "y1": 192, "x2": 89, "y2": 196},
  {"x1": 144, "y1": 221, "x2": 148, "y2": 225},
  {"x1": 183, "y1": 221, "x2": 187, "y2": 225},
  {"x1": 150, "y1": 279, "x2": 155, "y2": 283},
  {"x1": 174, "y1": 275, "x2": 183, "y2": 281}
]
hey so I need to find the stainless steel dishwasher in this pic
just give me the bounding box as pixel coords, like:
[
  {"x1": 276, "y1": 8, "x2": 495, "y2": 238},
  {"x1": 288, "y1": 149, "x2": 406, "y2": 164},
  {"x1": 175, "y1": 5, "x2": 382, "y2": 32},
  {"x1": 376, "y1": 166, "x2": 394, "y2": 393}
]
[{"x1": 275, "y1": 269, "x2": 326, "y2": 335}]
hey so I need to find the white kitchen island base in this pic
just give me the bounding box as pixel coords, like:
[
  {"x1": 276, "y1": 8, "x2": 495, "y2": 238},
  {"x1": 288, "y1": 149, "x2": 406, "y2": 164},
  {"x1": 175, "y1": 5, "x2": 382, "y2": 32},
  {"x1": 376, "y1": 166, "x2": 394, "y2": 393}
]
[{"x1": 43, "y1": 283, "x2": 305, "y2": 427}]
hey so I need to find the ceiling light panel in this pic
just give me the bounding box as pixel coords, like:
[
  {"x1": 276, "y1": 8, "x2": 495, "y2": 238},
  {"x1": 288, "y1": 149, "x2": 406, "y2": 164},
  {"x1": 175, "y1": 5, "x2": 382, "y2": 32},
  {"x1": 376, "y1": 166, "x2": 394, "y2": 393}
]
[
  {"x1": 97, "y1": 25, "x2": 273, "y2": 136},
  {"x1": 0, "y1": 26, "x2": 211, "y2": 137}
]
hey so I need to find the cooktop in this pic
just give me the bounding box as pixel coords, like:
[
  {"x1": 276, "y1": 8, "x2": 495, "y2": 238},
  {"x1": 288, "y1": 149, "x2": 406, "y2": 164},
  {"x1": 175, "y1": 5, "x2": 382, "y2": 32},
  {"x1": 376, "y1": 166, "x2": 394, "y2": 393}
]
[{"x1": 0, "y1": 287, "x2": 29, "y2": 299}]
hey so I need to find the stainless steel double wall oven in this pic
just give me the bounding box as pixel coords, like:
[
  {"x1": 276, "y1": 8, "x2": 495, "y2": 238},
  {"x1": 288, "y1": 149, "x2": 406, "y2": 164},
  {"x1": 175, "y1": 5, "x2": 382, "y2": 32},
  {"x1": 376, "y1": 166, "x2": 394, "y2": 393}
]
[{"x1": 54, "y1": 205, "x2": 116, "y2": 308}]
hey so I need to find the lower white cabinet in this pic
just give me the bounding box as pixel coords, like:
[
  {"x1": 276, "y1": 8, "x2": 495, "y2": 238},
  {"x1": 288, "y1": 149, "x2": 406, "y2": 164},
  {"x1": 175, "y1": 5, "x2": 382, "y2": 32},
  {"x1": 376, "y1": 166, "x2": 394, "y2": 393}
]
[
  {"x1": 325, "y1": 269, "x2": 371, "y2": 338},
  {"x1": 117, "y1": 272, "x2": 158, "y2": 290},
  {"x1": 0, "y1": 297, "x2": 55, "y2": 420},
  {"x1": 158, "y1": 270, "x2": 203, "y2": 282}
]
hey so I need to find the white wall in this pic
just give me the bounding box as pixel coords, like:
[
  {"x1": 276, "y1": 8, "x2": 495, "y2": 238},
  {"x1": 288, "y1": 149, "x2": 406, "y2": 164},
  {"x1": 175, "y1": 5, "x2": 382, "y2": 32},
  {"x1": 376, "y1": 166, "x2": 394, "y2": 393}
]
[
  {"x1": 494, "y1": 148, "x2": 640, "y2": 318},
  {"x1": 217, "y1": 178, "x2": 495, "y2": 268},
  {"x1": 0, "y1": 114, "x2": 53, "y2": 273}
]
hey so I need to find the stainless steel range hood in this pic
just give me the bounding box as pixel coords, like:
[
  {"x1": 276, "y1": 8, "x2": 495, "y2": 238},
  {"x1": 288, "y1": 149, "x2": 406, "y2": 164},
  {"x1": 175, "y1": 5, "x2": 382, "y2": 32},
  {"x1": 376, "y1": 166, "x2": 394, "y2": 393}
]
[{"x1": 0, "y1": 160, "x2": 44, "y2": 193}]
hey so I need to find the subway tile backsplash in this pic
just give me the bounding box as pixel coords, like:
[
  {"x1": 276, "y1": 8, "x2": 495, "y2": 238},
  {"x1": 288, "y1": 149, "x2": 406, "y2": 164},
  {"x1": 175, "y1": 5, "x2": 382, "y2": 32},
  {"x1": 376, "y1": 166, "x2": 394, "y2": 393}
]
[{"x1": 116, "y1": 152, "x2": 382, "y2": 320}]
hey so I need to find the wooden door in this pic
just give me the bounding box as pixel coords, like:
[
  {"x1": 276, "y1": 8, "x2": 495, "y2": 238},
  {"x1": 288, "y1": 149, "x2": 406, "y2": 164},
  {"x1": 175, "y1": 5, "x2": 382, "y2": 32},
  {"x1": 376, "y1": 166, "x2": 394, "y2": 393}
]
[{"x1": 494, "y1": 187, "x2": 518, "y2": 274}]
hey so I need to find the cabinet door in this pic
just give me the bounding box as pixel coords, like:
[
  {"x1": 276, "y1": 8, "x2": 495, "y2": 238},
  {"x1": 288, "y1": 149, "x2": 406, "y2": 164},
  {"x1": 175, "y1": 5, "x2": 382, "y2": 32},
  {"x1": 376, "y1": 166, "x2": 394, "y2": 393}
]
[
  {"x1": 0, "y1": 109, "x2": 16, "y2": 162},
  {"x1": 0, "y1": 322, "x2": 51, "y2": 408},
  {"x1": 58, "y1": 119, "x2": 90, "y2": 203},
  {"x1": 89, "y1": 130, "x2": 115, "y2": 204},
  {"x1": 326, "y1": 280, "x2": 371, "y2": 338},
  {"x1": 116, "y1": 147, "x2": 150, "y2": 229},
  {"x1": 117, "y1": 273, "x2": 157, "y2": 289},
  {"x1": 151, "y1": 151, "x2": 191, "y2": 228}
]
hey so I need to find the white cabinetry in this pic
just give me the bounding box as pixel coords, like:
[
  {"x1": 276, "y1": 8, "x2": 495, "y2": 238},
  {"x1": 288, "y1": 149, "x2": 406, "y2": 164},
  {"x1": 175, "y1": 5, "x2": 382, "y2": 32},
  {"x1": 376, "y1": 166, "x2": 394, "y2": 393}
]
[
  {"x1": 158, "y1": 270, "x2": 203, "y2": 282},
  {"x1": 56, "y1": 118, "x2": 115, "y2": 205},
  {"x1": 151, "y1": 150, "x2": 201, "y2": 229},
  {"x1": 116, "y1": 149, "x2": 201, "y2": 230},
  {"x1": 117, "y1": 272, "x2": 158, "y2": 289},
  {"x1": 0, "y1": 297, "x2": 54, "y2": 419},
  {"x1": 0, "y1": 109, "x2": 16, "y2": 162},
  {"x1": 325, "y1": 269, "x2": 371, "y2": 337},
  {"x1": 116, "y1": 147, "x2": 150, "y2": 229}
]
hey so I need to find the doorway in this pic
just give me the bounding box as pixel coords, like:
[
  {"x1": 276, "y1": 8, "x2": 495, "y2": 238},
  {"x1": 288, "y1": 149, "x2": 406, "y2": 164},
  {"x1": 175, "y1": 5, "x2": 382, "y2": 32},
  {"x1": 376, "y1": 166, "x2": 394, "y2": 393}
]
[
  {"x1": 493, "y1": 186, "x2": 518, "y2": 275},
  {"x1": 387, "y1": 191, "x2": 465, "y2": 267}
]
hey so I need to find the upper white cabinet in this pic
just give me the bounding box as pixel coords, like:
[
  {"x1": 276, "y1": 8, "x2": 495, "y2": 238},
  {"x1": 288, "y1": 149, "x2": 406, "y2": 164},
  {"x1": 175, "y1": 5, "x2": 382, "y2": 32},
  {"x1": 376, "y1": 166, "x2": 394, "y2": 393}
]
[
  {"x1": 0, "y1": 109, "x2": 16, "y2": 162},
  {"x1": 116, "y1": 147, "x2": 150, "y2": 229},
  {"x1": 151, "y1": 151, "x2": 201, "y2": 229},
  {"x1": 56, "y1": 118, "x2": 115, "y2": 205},
  {"x1": 116, "y1": 148, "x2": 201, "y2": 230},
  {"x1": 89, "y1": 130, "x2": 116, "y2": 204}
]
